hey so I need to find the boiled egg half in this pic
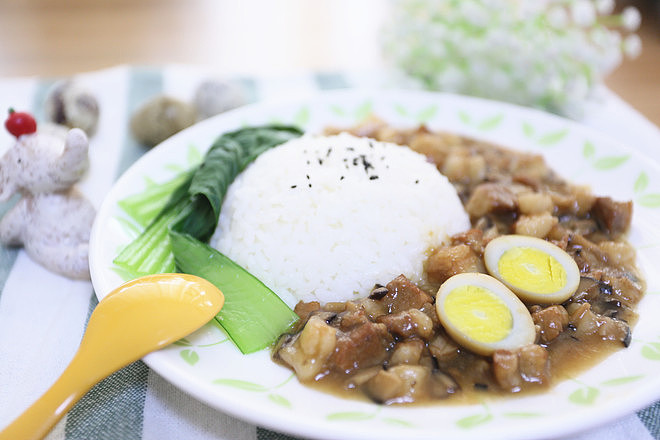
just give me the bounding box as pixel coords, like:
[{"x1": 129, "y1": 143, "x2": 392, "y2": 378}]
[
  {"x1": 436, "y1": 273, "x2": 536, "y2": 356},
  {"x1": 484, "y1": 235, "x2": 580, "y2": 304}
]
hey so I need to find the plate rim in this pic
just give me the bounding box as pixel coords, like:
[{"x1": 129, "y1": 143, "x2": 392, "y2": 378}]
[{"x1": 89, "y1": 88, "x2": 660, "y2": 440}]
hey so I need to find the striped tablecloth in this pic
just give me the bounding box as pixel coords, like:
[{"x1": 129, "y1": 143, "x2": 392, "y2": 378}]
[{"x1": 0, "y1": 65, "x2": 659, "y2": 440}]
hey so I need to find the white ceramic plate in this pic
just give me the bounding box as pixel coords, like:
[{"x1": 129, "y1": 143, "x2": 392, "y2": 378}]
[{"x1": 89, "y1": 90, "x2": 660, "y2": 440}]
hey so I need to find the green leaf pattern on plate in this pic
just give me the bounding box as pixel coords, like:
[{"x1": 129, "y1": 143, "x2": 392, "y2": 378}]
[
  {"x1": 641, "y1": 341, "x2": 660, "y2": 360},
  {"x1": 329, "y1": 100, "x2": 373, "y2": 122},
  {"x1": 394, "y1": 103, "x2": 408, "y2": 117},
  {"x1": 630, "y1": 172, "x2": 660, "y2": 208},
  {"x1": 213, "y1": 379, "x2": 270, "y2": 392},
  {"x1": 635, "y1": 171, "x2": 650, "y2": 193},
  {"x1": 576, "y1": 139, "x2": 631, "y2": 175},
  {"x1": 355, "y1": 101, "x2": 374, "y2": 121},
  {"x1": 537, "y1": 129, "x2": 568, "y2": 146},
  {"x1": 477, "y1": 114, "x2": 503, "y2": 131},
  {"x1": 502, "y1": 412, "x2": 541, "y2": 418},
  {"x1": 293, "y1": 106, "x2": 311, "y2": 128},
  {"x1": 569, "y1": 386, "x2": 599, "y2": 406},
  {"x1": 382, "y1": 417, "x2": 415, "y2": 427},
  {"x1": 327, "y1": 411, "x2": 377, "y2": 422},
  {"x1": 392, "y1": 103, "x2": 438, "y2": 124},
  {"x1": 456, "y1": 413, "x2": 493, "y2": 429},
  {"x1": 326, "y1": 407, "x2": 416, "y2": 427},
  {"x1": 638, "y1": 193, "x2": 660, "y2": 208},
  {"x1": 522, "y1": 121, "x2": 535, "y2": 138},
  {"x1": 187, "y1": 143, "x2": 203, "y2": 165},
  {"x1": 601, "y1": 375, "x2": 644, "y2": 386},
  {"x1": 593, "y1": 155, "x2": 630, "y2": 170},
  {"x1": 268, "y1": 393, "x2": 292, "y2": 409},
  {"x1": 165, "y1": 144, "x2": 203, "y2": 173},
  {"x1": 180, "y1": 349, "x2": 200, "y2": 366},
  {"x1": 521, "y1": 121, "x2": 568, "y2": 146},
  {"x1": 582, "y1": 140, "x2": 596, "y2": 158},
  {"x1": 416, "y1": 104, "x2": 439, "y2": 123},
  {"x1": 213, "y1": 374, "x2": 299, "y2": 409},
  {"x1": 458, "y1": 110, "x2": 471, "y2": 124},
  {"x1": 566, "y1": 372, "x2": 646, "y2": 407},
  {"x1": 458, "y1": 111, "x2": 503, "y2": 131},
  {"x1": 454, "y1": 406, "x2": 540, "y2": 430},
  {"x1": 173, "y1": 328, "x2": 228, "y2": 367}
]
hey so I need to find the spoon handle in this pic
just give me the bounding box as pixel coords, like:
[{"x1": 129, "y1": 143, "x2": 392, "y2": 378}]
[{"x1": 0, "y1": 349, "x2": 98, "y2": 440}]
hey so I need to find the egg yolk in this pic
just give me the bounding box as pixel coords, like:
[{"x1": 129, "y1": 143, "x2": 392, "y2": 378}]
[
  {"x1": 498, "y1": 247, "x2": 566, "y2": 294},
  {"x1": 443, "y1": 285, "x2": 513, "y2": 343}
]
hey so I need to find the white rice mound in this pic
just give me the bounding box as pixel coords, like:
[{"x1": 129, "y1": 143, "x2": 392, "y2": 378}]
[{"x1": 212, "y1": 132, "x2": 470, "y2": 306}]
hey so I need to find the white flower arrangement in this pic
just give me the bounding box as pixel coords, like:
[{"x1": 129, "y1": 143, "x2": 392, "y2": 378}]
[{"x1": 382, "y1": 0, "x2": 642, "y2": 118}]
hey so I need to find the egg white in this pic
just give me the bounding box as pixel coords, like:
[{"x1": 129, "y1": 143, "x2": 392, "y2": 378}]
[
  {"x1": 484, "y1": 235, "x2": 580, "y2": 304},
  {"x1": 436, "y1": 273, "x2": 536, "y2": 356}
]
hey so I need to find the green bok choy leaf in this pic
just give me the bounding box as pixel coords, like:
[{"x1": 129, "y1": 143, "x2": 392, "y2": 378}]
[{"x1": 114, "y1": 124, "x2": 303, "y2": 353}]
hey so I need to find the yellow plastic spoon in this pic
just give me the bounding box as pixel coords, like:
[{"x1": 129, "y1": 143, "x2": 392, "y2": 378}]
[{"x1": 0, "y1": 273, "x2": 224, "y2": 440}]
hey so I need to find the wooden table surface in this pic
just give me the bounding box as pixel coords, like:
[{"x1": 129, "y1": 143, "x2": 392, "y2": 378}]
[{"x1": 0, "y1": 0, "x2": 658, "y2": 126}]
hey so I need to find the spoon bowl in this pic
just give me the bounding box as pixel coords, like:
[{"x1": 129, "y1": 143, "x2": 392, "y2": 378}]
[{"x1": 0, "y1": 273, "x2": 224, "y2": 440}]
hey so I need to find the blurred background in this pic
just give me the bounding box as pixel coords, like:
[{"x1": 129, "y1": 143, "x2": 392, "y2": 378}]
[{"x1": 0, "y1": 0, "x2": 658, "y2": 124}]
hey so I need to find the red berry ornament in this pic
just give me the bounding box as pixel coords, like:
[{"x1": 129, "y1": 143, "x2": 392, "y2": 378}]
[{"x1": 5, "y1": 108, "x2": 37, "y2": 138}]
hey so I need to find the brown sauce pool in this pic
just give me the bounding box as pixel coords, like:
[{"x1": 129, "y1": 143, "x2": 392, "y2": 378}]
[{"x1": 273, "y1": 118, "x2": 644, "y2": 405}]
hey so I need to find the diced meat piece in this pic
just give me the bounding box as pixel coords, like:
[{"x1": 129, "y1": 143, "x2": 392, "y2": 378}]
[
  {"x1": 532, "y1": 305, "x2": 569, "y2": 343},
  {"x1": 567, "y1": 302, "x2": 631, "y2": 346},
  {"x1": 517, "y1": 192, "x2": 554, "y2": 215},
  {"x1": 607, "y1": 273, "x2": 644, "y2": 310},
  {"x1": 330, "y1": 322, "x2": 392, "y2": 373},
  {"x1": 571, "y1": 185, "x2": 596, "y2": 216},
  {"x1": 293, "y1": 301, "x2": 320, "y2": 323},
  {"x1": 377, "y1": 309, "x2": 434, "y2": 341},
  {"x1": 430, "y1": 371, "x2": 460, "y2": 399},
  {"x1": 518, "y1": 344, "x2": 548, "y2": 385},
  {"x1": 441, "y1": 151, "x2": 486, "y2": 182},
  {"x1": 346, "y1": 366, "x2": 381, "y2": 388},
  {"x1": 389, "y1": 339, "x2": 425, "y2": 366},
  {"x1": 428, "y1": 333, "x2": 460, "y2": 362},
  {"x1": 510, "y1": 153, "x2": 550, "y2": 182},
  {"x1": 408, "y1": 132, "x2": 455, "y2": 165},
  {"x1": 382, "y1": 275, "x2": 433, "y2": 313},
  {"x1": 361, "y1": 369, "x2": 406, "y2": 403},
  {"x1": 451, "y1": 228, "x2": 485, "y2": 255},
  {"x1": 547, "y1": 224, "x2": 570, "y2": 249},
  {"x1": 426, "y1": 244, "x2": 484, "y2": 284},
  {"x1": 326, "y1": 115, "x2": 386, "y2": 138},
  {"x1": 362, "y1": 365, "x2": 458, "y2": 404},
  {"x1": 591, "y1": 197, "x2": 633, "y2": 237},
  {"x1": 566, "y1": 233, "x2": 608, "y2": 273},
  {"x1": 465, "y1": 183, "x2": 518, "y2": 218},
  {"x1": 513, "y1": 213, "x2": 558, "y2": 238},
  {"x1": 598, "y1": 241, "x2": 636, "y2": 268},
  {"x1": 355, "y1": 297, "x2": 388, "y2": 320},
  {"x1": 492, "y1": 344, "x2": 549, "y2": 392},
  {"x1": 276, "y1": 315, "x2": 337, "y2": 381},
  {"x1": 492, "y1": 350, "x2": 521, "y2": 391},
  {"x1": 571, "y1": 276, "x2": 605, "y2": 303},
  {"x1": 374, "y1": 125, "x2": 410, "y2": 145},
  {"x1": 418, "y1": 302, "x2": 441, "y2": 327},
  {"x1": 559, "y1": 218, "x2": 599, "y2": 236},
  {"x1": 572, "y1": 275, "x2": 642, "y2": 317},
  {"x1": 338, "y1": 307, "x2": 370, "y2": 330},
  {"x1": 323, "y1": 302, "x2": 347, "y2": 313},
  {"x1": 550, "y1": 191, "x2": 580, "y2": 215},
  {"x1": 566, "y1": 236, "x2": 643, "y2": 310}
]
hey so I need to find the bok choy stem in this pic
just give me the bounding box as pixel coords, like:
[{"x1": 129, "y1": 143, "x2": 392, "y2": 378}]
[
  {"x1": 113, "y1": 125, "x2": 304, "y2": 353},
  {"x1": 171, "y1": 232, "x2": 299, "y2": 353}
]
